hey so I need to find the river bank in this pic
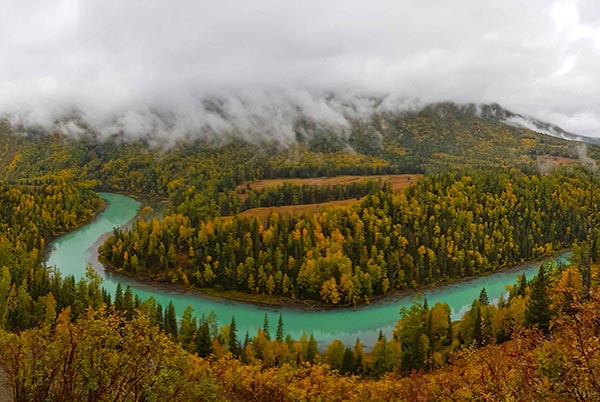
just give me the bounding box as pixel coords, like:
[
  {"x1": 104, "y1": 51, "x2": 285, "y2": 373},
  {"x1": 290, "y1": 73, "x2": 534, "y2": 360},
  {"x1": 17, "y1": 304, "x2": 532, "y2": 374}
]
[
  {"x1": 42, "y1": 194, "x2": 108, "y2": 263},
  {"x1": 99, "y1": 248, "x2": 570, "y2": 312}
]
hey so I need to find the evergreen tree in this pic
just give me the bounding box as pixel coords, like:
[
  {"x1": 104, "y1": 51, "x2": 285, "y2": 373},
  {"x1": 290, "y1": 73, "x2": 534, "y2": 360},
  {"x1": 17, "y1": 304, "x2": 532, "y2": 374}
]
[
  {"x1": 179, "y1": 306, "x2": 197, "y2": 350},
  {"x1": 444, "y1": 313, "x2": 453, "y2": 346},
  {"x1": 195, "y1": 321, "x2": 213, "y2": 358},
  {"x1": 497, "y1": 293, "x2": 506, "y2": 308},
  {"x1": 525, "y1": 265, "x2": 552, "y2": 333},
  {"x1": 425, "y1": 308, "x2": 433, "y2": 368},
  {"x1": 341, "y1": 347, "x2": 355, "y2": 375},
  {"x1": 323, "y1": 339, "x2": 345, "y2": 370},
  {"x1": 276, "y1": 313, "x2": 284, "y2": 342},
  {"x1": 102, "y1": 289, "x2": 111, "y2": 305},
  {"x1": 353, "y1": 338, "x2": 364, "y2": 374},
  {"x1": 243, "y1": 331, "x2": 250, "y2": 349},
  {"x1": 114, "y1": 283, "x2": 124, "y2": 311},
  {"x1": 370, "y1": 334, "x2": 390, "y2": 377},
  {"x1": 472, "y1": 302, "x2": 483, "y2": 346},
  {"x1": 155, "y1": 303, "x2": 164, "y2": 331},
  {"x1": 479, "y1": 287, "x2": 489, "y2": 306},
  {"x1": 123, "y1": 286, "x2": 135, "y2": 319},
  {"x1": 262, "y1": 313, "x2": 271, "y2": 341},
  {"x1": 397, "y1": 301, "x2": 428, "y2": 374},
  {"x1": 306, "y1": 334, "x2": 318, "y2": 363},
  {"x1": 510, "y1": 274, "x2": 527, "y2": 299},
  {"x1": 228, "y1": 316, "x2": 240, "y2": 357},
  {"x1": 165, "y1": 301, "x2": 178, "y2": 338}
]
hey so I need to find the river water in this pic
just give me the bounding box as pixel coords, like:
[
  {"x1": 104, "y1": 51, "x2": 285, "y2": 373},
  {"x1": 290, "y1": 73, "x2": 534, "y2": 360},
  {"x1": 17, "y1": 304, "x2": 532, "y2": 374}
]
[{"x1": 46, "y1": 192, "x2": 567, "y2": 347}]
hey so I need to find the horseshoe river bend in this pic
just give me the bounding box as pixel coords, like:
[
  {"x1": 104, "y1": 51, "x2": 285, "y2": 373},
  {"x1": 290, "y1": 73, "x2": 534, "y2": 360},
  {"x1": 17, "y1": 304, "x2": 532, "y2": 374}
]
[{"x1": 46, "y1": 192, "x2": 567, "y2": 348}]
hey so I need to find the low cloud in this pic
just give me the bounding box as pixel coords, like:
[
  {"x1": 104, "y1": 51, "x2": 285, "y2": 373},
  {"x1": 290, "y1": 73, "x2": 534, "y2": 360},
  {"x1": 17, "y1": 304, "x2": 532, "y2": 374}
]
[{"x1": 1, "y1": 0, "x2": 600, "y2": 141}]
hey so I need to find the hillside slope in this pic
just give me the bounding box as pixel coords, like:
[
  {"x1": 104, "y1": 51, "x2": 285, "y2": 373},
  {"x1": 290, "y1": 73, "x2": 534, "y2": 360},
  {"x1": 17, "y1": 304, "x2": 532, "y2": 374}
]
[{"x1": 0, "y1": 102, "x2": 594, "y2": 195}]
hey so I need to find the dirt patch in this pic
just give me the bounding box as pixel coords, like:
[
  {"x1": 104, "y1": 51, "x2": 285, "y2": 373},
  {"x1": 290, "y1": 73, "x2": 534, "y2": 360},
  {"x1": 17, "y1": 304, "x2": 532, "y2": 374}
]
[
  {"x1": 237, "y1": 174, "x2": 420, "y2": 200},
  {"x1": 536, "y1": 155, "x2": 577, "y2": 174},
  {"x1": 236, "y1": 198, "x2": 360, "y2": 223},
  {"x1": 232, "y1": 175, "x2": 420, "y2": 223}
]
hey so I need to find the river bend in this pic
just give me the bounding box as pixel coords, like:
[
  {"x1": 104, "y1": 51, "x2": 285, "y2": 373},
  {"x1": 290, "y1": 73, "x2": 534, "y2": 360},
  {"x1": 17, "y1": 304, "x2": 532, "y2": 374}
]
[{"x1": 46, "y1": 192, "x2": 566, "y2": 347}]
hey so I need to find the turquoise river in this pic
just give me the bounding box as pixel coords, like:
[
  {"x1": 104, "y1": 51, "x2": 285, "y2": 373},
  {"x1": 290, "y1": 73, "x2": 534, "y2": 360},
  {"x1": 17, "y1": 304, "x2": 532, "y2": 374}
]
[{"x1": 46, "y1": 192, "x2": 567, "y2": 348}]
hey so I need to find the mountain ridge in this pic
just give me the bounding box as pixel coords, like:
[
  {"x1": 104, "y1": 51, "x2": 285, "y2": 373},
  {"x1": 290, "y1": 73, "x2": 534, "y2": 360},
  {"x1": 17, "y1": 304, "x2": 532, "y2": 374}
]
[
  {"x1": 5, "y1": 98, "x2": 596, "y2": 148},
  {"x1": 0, "y1": 100, "x2": 596, "y2": 197}
]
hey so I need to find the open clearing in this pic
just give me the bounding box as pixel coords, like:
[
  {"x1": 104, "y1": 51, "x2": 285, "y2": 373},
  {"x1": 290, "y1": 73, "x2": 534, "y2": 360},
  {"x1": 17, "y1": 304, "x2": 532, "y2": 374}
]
[
  {"x1": 237, "y1": 198, "x2": 359, "y2": 222},
  {"x1": 237, "y1": 174, "x2": 419, "y2": 198},
  {"x1": 536, "y1": 155, "x2": 577, "y2": 172},
  {"x1": 234, "y1": 174, "x2": 420, "y2": 222}
]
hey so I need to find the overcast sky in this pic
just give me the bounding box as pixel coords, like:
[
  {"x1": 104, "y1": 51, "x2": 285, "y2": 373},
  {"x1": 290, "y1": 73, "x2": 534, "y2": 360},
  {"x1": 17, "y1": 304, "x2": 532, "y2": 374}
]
[{"x1": 1, "y1": 0, "x2": 599, "y2": 140}]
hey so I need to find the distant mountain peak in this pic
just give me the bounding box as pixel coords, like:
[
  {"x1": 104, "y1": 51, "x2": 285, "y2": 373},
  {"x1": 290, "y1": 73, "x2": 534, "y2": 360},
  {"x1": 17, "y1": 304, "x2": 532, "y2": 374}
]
[{"x1": 471, "y1": 102, "x2": 600, "y2": 146}]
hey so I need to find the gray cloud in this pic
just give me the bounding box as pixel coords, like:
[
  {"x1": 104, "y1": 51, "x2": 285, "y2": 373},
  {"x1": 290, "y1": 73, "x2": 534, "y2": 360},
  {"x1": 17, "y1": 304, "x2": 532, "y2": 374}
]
[{"x1": 1, "y1": 0, "x2": 600, "y2": 141}]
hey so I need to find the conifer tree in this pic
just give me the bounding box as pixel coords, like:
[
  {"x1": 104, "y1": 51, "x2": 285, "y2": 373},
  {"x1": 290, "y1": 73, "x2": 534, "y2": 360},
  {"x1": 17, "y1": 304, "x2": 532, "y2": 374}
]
[
  {"x1": 243, "y1": 331, "x2": 250, "y2": 349},
  {"x1": 397, "y1": 301, "x2": 428, "y2": 374},
  {"x1": 353, "y1": 338, "x2": 364, "y2": 374},
  {"x1": 114, "y1": 283, "x2": 124, "y2": 311},
  {"x1": 472, "y1": 302, "x2": 483, "y2": 346},
  {"x1": 370, "y1": 334, "x2": 390, "y2": 377},
  {"x1": 510, "y1": 274, "x2": 527, "y2": 299},
  {"x1": 262, "y1": 313, "x2": 271, "y2": 341},
  {"x1": 444, "y1": 313, "x2": 453, "y2": 346},
  {"x1": 179, "y1": 306, "x2": 197, "y2": 350},
  {"x1": 479, "y1": 287, "x2": 489, "y2": 306},
  {"x1": 123, "y1": 286, "x2": 135, "y2": 319},
  {"x1": 228, "y1": 316, "x2": 240, "y2": 357},
  {"x1": 341, "y1": 347, "x2": 355, "y2": 375},
  {"x1": 195, "y1": 321, "x2": 212, "y2": 358},
  {"x1": 306, "y1": 334, "x2": 318, "y2": 363},
  {"x1": 155, "y1": 303, "x2": 164, "y2": 331},
  {"x1": 525, "y1": 265, "x2": 551, "y2": 333},
  {"x1": 165, "y1": 301, "x2": 178, "y2": 337},
  {"x1": 102, "y1": 289, "x2": 111, "y2": 306},
  {"x1": 276, "y1": 313, "x2": 284, "y2": 342}
]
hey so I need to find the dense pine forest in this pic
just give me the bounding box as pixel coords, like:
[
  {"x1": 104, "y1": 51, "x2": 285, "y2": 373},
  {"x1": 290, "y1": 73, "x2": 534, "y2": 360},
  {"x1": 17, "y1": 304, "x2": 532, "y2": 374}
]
[{"x1": 1, "y1": 104, "x2": 600, "y2": 401}]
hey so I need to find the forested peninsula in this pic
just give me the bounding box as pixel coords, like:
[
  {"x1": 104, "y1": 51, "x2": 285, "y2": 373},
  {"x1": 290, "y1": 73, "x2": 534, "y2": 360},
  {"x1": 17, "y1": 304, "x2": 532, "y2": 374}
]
[{"x1": 101, "y1": 171, "x2": 591, "y2": 306}]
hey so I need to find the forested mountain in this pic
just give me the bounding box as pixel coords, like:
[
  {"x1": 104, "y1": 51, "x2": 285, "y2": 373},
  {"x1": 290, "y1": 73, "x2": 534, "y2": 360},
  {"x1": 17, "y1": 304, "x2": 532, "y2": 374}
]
[
  {"x1": 0, "y1": 102, "x2": 592, "y2": 225},
  {"x1": 0, "y1": 102, "x2": 591, "y2": 191}
]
